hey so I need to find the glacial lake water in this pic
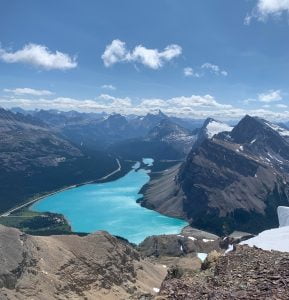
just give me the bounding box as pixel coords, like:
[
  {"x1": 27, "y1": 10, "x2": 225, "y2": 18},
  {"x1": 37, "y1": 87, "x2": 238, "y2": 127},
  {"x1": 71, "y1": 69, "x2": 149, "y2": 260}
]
[{"x1": 31, "y1": 158, "x2": 188, "y2": 244}]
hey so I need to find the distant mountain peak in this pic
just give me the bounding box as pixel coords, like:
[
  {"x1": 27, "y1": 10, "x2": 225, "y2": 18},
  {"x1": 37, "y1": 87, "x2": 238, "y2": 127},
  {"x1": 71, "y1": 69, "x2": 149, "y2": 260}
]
[
  {"x1": 231, "y1": 115, "x2": 289, "y2": 144},
  {"x1": 157, "y1": 109, "x2": 168, "y2": 118}
]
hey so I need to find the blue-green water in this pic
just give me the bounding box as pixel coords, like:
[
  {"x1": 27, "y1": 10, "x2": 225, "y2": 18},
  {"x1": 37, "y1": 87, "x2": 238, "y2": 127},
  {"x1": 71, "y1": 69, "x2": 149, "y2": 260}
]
[{"x1": 31, "y1": 159, "x2": 187, "y2": 244}]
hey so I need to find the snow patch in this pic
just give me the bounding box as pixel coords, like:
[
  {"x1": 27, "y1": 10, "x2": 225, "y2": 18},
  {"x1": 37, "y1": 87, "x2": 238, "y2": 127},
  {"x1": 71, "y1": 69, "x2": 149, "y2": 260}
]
[
  {"x1": 265, "y1": 121, "x2": 289, "y2": 137},
  {"x1": 225, "y1": 244, "x2": 234, "y2": 254},
  {"x1": 153, "y1": 288, "x2": 160, "y2": 293},
  {"x1": 240, "y1": 226, "x2": 289, "y2": 252},
  {"x1": 241, "y1": 206, "x2": 289, "y2": 252},
  {"x1": 202, "y1": 239, "x2": 214, "y2": 243},
  {"x1": 206, "y1": 121, "x2": 233, "y2": 139},
  {"x1": 188, "y1": 236, "x2": 196, "y2": 241},
  {"x1": 197, "y1": 253, "x2": 208, "y2": 262}
]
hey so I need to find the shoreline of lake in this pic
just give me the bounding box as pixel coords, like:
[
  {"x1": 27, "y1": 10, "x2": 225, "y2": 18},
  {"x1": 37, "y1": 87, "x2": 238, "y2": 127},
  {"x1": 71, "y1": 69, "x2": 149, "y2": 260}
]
[{"x1": 31, "y1": 158, "x2": 188, "y2": 244}]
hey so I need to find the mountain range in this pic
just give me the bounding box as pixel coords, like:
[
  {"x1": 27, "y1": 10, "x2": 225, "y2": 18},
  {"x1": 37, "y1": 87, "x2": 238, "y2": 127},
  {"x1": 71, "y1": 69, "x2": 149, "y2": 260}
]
[{"x1": 2, "y1": 106, "x2": 289, "y2": 236}]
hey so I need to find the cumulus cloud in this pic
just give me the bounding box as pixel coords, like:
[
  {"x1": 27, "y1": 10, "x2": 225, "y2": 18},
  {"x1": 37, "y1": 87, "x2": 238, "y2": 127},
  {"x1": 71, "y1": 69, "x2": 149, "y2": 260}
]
[
  {"x1": 3, "y1": 87, "x2": 53, "y2": 96},
  {"x1": 101, "y1": 84, "x2": 116, "y2": 90},
  {"x1": 101, "y1": 39, "x2": 182, "y2": 69},
  {"x1": 184, "y1": 63, "x2": 228, "y2": 78},
  {"x1": 245, "y1": 0, "x2": 289, "y2": 24},
  {"x1": 183, "y1": 67, "x2": 201, "y2": 77},
  {"x1": 201, "y1": 63, "x2": 228, "y2": 76},
  {"x1": 0, "y1": 43, "x2": 77, "y2": 70},
  {"x1": 101, "y1": 40, "x2": 127, "y2": 67},
  {"x1": 258, "y1": 89, "x2": 282, "y2": 102}
]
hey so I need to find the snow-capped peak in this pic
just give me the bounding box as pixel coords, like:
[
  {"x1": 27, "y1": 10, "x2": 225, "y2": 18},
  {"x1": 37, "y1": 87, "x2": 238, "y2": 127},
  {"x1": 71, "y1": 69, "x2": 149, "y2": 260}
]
[{"x1": 205, "y1": 119, "x2": 233, "y2": 139}]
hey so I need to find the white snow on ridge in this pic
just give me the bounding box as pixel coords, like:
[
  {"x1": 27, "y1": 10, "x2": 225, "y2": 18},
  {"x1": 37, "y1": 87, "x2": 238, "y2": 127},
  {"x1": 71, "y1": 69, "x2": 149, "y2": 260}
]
[
  {"x1": 206, "y1": 121, "x2": 233, "y2": 139},
  {"x1": 241, "y1": 206, "x2": 289, "y2": 253},
  {"x1": 202, "y1": 239, "x2": 214, "y2": 243},
  {"x1": 240, "y1": 226, "x2": 289, "y2": 252},
  {"x1": 265, "y1": 121, "x2": 289, "y2": 137}
]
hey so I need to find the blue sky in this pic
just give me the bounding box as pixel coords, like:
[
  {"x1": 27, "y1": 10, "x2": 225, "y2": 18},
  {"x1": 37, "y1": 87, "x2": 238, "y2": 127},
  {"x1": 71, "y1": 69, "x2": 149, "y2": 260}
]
[{"x1": 1, "y1": 0, "x2": 289, "y2": 120}]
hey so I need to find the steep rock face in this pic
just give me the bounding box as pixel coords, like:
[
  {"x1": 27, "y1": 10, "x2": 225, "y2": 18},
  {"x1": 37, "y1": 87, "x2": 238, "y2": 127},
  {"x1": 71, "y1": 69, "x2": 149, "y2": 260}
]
[
  {"x1": 143, "y1": 115, "x2": 289, "y2": 235},
  {"x1": 0, "y1": 225, "x2": 166, "y2": 300}
]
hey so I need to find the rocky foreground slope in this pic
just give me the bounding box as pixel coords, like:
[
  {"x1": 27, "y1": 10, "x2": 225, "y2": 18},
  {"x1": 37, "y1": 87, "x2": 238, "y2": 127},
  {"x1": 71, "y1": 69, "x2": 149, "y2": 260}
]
[
  {"x1": 157, "y1": 245, "x2": 289, "y2": 300},
  {"x1": 1, "y1": 219, "x2": 289, "y2": 300},
  {"x1": 0, "y1": 225, "x2": 166, "y2": 300}
]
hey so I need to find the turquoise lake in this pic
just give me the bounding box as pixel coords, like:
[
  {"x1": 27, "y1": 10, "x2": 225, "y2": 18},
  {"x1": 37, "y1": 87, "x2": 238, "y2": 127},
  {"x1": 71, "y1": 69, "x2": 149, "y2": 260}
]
[{"x1": 31, "y1": 158, "x2": 188, "y2": 244}]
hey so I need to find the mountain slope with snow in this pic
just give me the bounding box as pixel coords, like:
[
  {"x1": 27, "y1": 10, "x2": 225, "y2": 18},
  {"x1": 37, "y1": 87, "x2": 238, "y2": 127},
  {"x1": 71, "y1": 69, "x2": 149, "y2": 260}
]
[{"x1": 142, "y1": 115, "x2": 289, "y2": 235}]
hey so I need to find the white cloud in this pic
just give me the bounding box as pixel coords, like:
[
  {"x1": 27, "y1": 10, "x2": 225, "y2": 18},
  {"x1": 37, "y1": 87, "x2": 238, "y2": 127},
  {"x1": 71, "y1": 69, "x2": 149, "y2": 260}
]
[
  {"x1": 0, "y1": 43, "x2": 77, "y2": 70},
  {"x1": 2, "y1": 93, "x2": 289, "y2": 121},
  {"x1": 184, "y1": 63, "x2": 228, "y2": 78},
  {"x1": 201, "y1": 63, "x2": 228, "y2": 76},
  {"x1": 101, "y1": 84, "x2": 116, "y2": 90},
  {"x1": 98, "y1": 94, "x2": 132, "y2": 107},
  {"x1": 101, "y1": 40, "x2": 128, "y2": 67},
  {"x1": 258, "y1": 89, "x2": 282, "y2": 102},
  {"x1": 167, "y1": 95, "x2": 232, "y2": 109},
  {"x1": 276, "y1": 103, "x2": 288, "y2": 108},
  {"x1": 246, "y1": 0, "x2": 289, "y2": 24},
  {"x1": 3, "y1": 87, "x2": 53, "y2": 96},
  {"x1": 101, "y1": 39, "x2": 182, "y2": 69},
  {"x1": 183, "y1": 67, "x2": 201, "y2": 77}
]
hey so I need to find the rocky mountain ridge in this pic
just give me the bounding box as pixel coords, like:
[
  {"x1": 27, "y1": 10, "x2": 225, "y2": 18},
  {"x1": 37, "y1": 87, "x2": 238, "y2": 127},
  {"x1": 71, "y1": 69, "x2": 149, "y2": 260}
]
[{"x1": 142, "y1": 115, "x2": 289, "y2": 235}]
